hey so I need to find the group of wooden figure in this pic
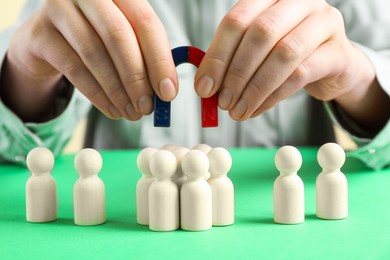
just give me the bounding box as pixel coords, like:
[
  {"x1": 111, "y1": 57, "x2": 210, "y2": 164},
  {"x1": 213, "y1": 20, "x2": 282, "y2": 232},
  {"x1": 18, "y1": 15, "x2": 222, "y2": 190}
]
[
  {"x1": 24, "y1": 143, "x2": 235, "y2": 230},
  {"x1": 24, "y1": 142, "x2": 347, "y2": 229},
  {"x1": 274, "y1": 143, "x2": 348, "y2": 224},
  {"x1": 136, "y1": 144, "x2": 234, "y2": 231},
  {"x1": 25, "y1": 147, "x2": 106, "y2": 225}
]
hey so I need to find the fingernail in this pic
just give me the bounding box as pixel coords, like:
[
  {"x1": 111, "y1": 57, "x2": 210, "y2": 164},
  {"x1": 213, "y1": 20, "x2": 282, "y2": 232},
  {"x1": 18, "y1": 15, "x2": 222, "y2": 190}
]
[
  {"x1": 231, "y1": 99, "x2": 248, "y2": 120},
  {"x1": 158, "y1": 78, "x2": 176, "y2": 101},
  {"x1": 219, "y1": 88, "x2": 233, "y2": 110},
  {"x1": 197, "y1": 75, "x2": 214, "y2": 97},
  {"x1": 125, "y1": 103, "x2": 137, "y2": 119},
  {"x1": 108, "y1": 105, "x2": 122, "y2": 118},
  {"x1": 138, "y1": 95, "x2": 153, "y2": 115}
]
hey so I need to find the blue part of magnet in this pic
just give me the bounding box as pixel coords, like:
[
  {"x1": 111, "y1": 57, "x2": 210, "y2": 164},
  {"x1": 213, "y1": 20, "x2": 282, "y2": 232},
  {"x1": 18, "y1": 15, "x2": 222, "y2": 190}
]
[
  {"x1": 153, "y1": 47, "x2": 189, "y2": 127},
  {"x1": 154, "y1": 95, "x2": 171, "y2": 127},
  {"x1": 171, "y1": 46, "x2": 189, "y2": 66}
]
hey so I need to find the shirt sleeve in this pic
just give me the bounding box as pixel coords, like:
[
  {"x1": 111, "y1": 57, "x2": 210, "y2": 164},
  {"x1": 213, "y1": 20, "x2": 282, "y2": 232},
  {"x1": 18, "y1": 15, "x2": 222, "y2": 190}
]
[
  {"x1": 0, "y1": 85, "x2": 91, "y2": 165},
  {"x1": 324, "y1": 44, "x2": 390, "y2": 170},
  {"x1": 325, "y1": 103, "x2": 390, "y2": 171},
  {"x1": 322, "y1": 0, "x2": 390, "y2": 170}
]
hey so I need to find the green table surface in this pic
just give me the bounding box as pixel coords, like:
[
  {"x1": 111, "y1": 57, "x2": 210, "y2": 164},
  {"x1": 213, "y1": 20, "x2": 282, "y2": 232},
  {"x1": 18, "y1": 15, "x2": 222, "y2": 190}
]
[{"x1": 0, "y1": 148, "x2": 389, "y2": 259}]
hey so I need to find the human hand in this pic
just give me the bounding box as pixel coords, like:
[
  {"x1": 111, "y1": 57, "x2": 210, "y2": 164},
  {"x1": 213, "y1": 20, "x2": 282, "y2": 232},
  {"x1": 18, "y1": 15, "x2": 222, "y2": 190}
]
[
  {"x1": 5, "y1": 0, "x2": 177, "y2": 120},
  {"x1": 195, "y1": 0, "x2": 375, "y2": 121}
]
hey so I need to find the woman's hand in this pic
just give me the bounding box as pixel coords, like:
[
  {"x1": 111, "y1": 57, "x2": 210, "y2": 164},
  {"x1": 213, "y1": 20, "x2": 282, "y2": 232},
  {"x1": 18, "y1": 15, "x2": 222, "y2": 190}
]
[
  {"x1": 195, "y1": 0, "x2": 389, "y2": 129},
  {"x1": 2, "y1": 0, "x2": 178, "y2": 121}
]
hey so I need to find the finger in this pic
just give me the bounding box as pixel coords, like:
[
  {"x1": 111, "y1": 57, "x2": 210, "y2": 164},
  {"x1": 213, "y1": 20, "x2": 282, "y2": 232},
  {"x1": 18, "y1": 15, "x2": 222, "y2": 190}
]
[
  {"x1": 115, "y1": 0, "x2": 178, "y2": 102},
  {"x1": 75, "y1": 0, "x2": 151, "y2": 117},
  {"x1": 252, "y1": 39, "x2": 346, "y2": 118},
  {"x1": 250, "y1": 68, "x2": 306, "y2": 117},
  {"x1": 35, "y1": 25, "x2": 122, "y2": 119},
  {"x1": 49, "y1": 1, "x2": 142, "y2": 120},
  {"x1": 304, "y1": 40, "x2": 351, "y2": 101},
  {"x1": 195, "y1": 0, "x2": 276, "y2": 98},
  {"x1": 230, "y1": 7, "x2": 341, "y2": 121},
  {"x1": 220, "y1": 0, "x2": 321, "y2": 110}
]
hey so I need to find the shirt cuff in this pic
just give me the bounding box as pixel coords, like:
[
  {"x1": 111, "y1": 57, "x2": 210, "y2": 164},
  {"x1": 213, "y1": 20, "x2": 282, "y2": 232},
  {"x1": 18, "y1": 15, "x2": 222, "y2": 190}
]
[
  {"x1": 0, "y1": 81, "x2": 90, "y2": 165},
  {"x1": 324, "y1": 42, "x2": 390, "y2": 170},
  {"x1": 325, "y1": 102, "x2": 390, "y2": 170}
]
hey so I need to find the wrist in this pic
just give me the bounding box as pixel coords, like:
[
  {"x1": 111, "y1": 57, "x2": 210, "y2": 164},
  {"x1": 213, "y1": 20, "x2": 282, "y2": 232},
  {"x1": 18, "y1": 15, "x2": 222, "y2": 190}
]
[
  {"x1": 0, "y1": 52, "x2": 63, "y2": 122},
  {"x1": 334, "y1": 46, "x2": 390, "y2": 132}
]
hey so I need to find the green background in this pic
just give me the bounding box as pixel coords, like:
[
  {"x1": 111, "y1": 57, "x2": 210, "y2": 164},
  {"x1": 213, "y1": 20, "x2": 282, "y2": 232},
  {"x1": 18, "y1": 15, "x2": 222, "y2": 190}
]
[{"x1": 0, "y1": 148, "x2": 389, "y2": 259}]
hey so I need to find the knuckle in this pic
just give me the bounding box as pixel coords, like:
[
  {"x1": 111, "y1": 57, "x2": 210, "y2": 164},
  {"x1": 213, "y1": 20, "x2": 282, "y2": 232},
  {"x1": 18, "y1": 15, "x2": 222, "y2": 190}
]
[
  {"x1": 62, "y1": 57, "x2": 82, "y2": 79},
  {"x1": 326, "y1": 6, "x2": 344, "y2": 23},
  {"x1": 227, "y1": 65, "x2": 248, "y2": 85},
  {"x1": 124, "y1": 72, "x2": 149, "y2": 88},
  {"x1": 28, "y1": 13, "x2": 50, "y2": 42},
  {"x1": 247, "y1": 79, "x2": 263, "y2": 97},
  {"x1": 221, "y1": 10, "x2": 249, "y2": 33},
  {"x1": 319, "y1": 5, "x2": 345, "y2": 32},
  {"x1": 100, "y1": 15, "x2": 132, "y2": 44},
  {"x1": 148, "y1": 55, "x2": 172, "y2": 70},
  {"x1": 77, "y1": 40, "x2": 97, "y2": 62},
  {"x1": 106, "y1": 85, "x2": 133, "y2": 112},
  {"x1": 275, "y1": 36, "x2": 303, "y2": 62},
  {"x1": 88, "y1": 88, "x2": 105, "y2": 103},
  {"x1": 291, "y1": 62, "x2": 310, "y2": 84},
  {"x1": 103, "y1": 25, "x2": 131, "y2": 44},
  {"x1": 251, "y1": 16, "x2": 279, "y2": 41},
  {"x1": 134, "y1": 10, "x2": 161, "y2": 30},
  {"x1": 106, "y1": 81, "x2": 123, "y2": 96},
  {"x1": 206, "y1": 52, "x2": 228, "y2": 67}
]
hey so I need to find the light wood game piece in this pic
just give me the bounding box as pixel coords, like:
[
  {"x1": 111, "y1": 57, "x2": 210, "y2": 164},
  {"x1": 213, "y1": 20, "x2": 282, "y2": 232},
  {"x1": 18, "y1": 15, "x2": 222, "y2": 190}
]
[
  {"x1": 160, "y1": 144, "x2": 177, "y2": 152},
  {"x1": 74, "y1": 148, "x2": 106, "y2": 226},
  {"x1": 192, "y1": 143, "x2": 212, "y2": 154},
  {"x1": 208, "y1": 147, "x2": 234, "y2": 226},
  {"x1": 26, "y1": 147, "x2": 57, "y2": 223},
  {"x1": 274, "y1": 146, "x2": 304, "y2": 224},
  {"x1": 316, "y1": 143, "x2": 348, "y2": 220},
  {"x1": 192, "y1": 143, "x2": 212, "y2": 180},
  {"x1": 136, "y1": 147, "x2": 158, "y2": 225},
  {"x1": 149, "y1": 150, "x2": 179, "y2": 231},
  {"x1": 181, "y1": 150, "x2": 212, "y2": 231},
  {"x1": 171, "y1": 147, "x2": 190, "y2": 188}
]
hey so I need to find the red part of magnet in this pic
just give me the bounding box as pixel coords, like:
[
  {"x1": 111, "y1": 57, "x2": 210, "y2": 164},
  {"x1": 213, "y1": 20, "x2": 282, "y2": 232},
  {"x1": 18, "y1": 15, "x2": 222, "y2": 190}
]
[{"x1": 153, "y1": 46, "x2": 218, "y2": 127}]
